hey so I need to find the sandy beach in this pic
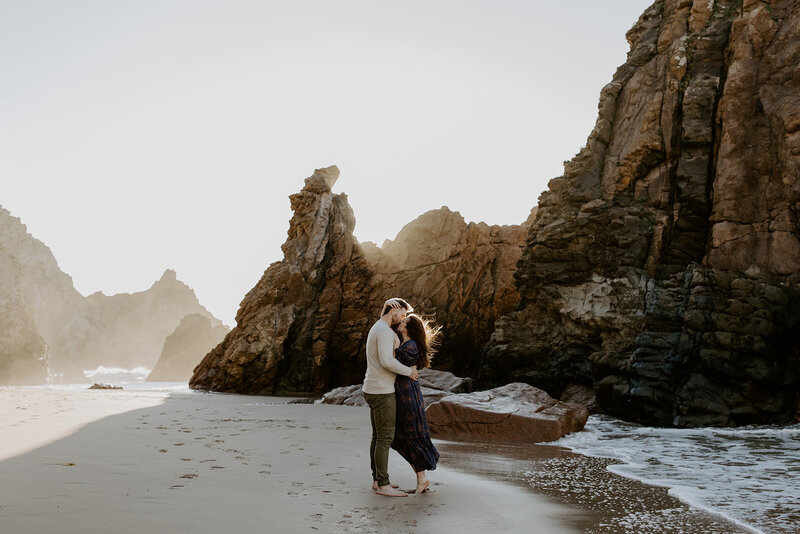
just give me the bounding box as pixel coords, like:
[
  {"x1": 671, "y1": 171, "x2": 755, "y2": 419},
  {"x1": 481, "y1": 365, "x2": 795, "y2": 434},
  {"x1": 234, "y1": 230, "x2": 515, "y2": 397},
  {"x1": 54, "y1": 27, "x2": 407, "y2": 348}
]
[{"x1": 0, "y1": 385, "x2": 591, "y2": 534}]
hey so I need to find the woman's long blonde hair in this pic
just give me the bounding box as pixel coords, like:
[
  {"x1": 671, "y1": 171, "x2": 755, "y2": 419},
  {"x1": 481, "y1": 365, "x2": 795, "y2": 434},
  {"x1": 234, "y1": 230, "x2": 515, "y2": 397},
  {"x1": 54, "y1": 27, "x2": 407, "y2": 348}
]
[{"x1": 404, "y1": 314, "x2": 442, "y2": 369}]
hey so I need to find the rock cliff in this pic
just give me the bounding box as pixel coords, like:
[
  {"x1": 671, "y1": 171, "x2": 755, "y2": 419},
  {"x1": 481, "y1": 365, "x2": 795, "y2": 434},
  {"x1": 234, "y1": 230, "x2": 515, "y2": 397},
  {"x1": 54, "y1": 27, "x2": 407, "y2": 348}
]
[
  {"x1": 0, "y1": 206, "x2": 98, "y2": 383},
  {"x1": 147, "y1": 314, "x2": 229, "y2": 382},
  {"x1": 190, "y1": 166, "x2": 528, "y2": 395},
  {"x1": 481, "y1": 0, "x2": 800, "y2": 426},
  {"x1": 0, "y1": 206, "x2": 222, "y2": 383},
  {"x1": 0, "y1": 247, "x2": 48, "y2": 384}
]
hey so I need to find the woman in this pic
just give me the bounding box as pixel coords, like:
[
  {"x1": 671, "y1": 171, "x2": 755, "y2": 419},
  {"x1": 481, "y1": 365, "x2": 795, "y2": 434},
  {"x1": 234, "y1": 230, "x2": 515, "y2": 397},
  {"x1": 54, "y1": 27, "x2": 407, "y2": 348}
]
[{"x1": 391, "y1": 313, "x2": 441, "y2": 494}]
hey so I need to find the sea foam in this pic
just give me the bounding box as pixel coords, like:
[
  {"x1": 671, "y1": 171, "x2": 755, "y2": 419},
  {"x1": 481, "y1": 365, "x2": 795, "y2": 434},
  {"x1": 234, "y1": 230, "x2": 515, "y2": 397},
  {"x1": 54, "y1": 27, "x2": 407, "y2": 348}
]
[{"x1": 553, "y1": 415, "x2": 800, "y2": 533}]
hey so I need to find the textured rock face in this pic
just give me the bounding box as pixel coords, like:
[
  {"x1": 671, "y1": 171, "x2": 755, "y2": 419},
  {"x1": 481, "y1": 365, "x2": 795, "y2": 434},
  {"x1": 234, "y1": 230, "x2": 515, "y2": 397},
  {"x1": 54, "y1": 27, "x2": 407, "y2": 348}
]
[
  {"x1": 425, "y1": 382, "x2": 589, "y2": 443},
  {"x1": 482, "y1": 1, "x2": 800, "y2": 426},
  {"x1": 191, "y1": 167, "x2": 373, "y2": 395},
  {"x1": 190, "y1": 167, "x2": 527, "y2": 395},
  {"x1": 0, "y1": 206, "x2": 221, "y2": 383},
  {"x1": 365, "y1": 209, "x2": 530, "y2": 374},
  {"x1": 147, "y1": 314, "x2": 229, "y2": 382}
]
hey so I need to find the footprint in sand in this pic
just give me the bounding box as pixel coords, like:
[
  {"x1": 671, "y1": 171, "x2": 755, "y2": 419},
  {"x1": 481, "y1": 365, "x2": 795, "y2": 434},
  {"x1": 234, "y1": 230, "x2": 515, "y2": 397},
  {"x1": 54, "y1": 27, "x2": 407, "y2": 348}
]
[
  {"x1": 199, "y1": 459, "x2": 217, "y2": 463},
  {"x1": 174, "y1": 443, "x2": 185, "y2": 446},
  {"x1": 178, "y1": 474, "x2": 197, "y2": 479},
  {"x1": 259, "y1": 470, "x2": 271, "y2": 477},
  {"x1": 169, "y1": 485, "x2": 184, "y2": 489},
  {"x1": 180, "y1": 459, "x2": 192, "y2": 462},
  {"x1": 210, "y1": 466, "x2": 224, "y2": 470},
  {"x1": 158, "y1": 449, "x2": 168, "y2": 453}
]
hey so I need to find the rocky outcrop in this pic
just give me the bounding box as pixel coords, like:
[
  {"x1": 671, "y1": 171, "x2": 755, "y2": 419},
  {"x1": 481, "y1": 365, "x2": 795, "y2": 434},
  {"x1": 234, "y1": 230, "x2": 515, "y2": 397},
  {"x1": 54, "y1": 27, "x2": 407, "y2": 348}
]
[
  {"x1": 0, "y1": 248, "x2": 48, "y2": 384},
  {"x1": 319, "y1": 384, "x2": 368, "y2": 406},
  {"x1": 425, "y1": 383, "x2": 589, "y2": 443},
  {"x1": 363, "y1": 208, "x2": 530, "y2": 374},
  {"x1": 147, "y1": 314, "x2": 229, "y2": 382},
  {"x1": 88, "y1": 383, "x2": 123, "y2": 390},
  {"x1": 0, "y1": 206, "x2": 222, "y2": 383},
  {"x1": 319, "y1": 368, "x2": 474, "y2": 408},
  {"x1": 0, "y1": 206, "x2": 98, "y2": 383},
  {"x1": 481, "y1": 1, "x2": 800, "y2": 427},
  {"x1": 191, "y1": 167, "x2": 374, "y2": 395},
  {"x1": 190, "y1": 166, "x2": 528, "y2": 395}
]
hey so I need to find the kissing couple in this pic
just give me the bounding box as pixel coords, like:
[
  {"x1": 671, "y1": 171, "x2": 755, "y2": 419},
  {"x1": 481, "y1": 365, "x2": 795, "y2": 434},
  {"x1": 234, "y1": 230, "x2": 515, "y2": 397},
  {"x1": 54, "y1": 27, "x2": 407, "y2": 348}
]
[{"x1": 361, "y1": 297, "x2": 441, "y2": 497}]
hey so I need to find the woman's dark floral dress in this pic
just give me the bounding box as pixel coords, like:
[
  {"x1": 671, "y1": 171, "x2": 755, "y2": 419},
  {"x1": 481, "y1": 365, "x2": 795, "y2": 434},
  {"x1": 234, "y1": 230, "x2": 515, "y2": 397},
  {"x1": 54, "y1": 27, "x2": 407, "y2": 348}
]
[{"x1": 390, "y1": 339, "x2": 439, "y2": 472}]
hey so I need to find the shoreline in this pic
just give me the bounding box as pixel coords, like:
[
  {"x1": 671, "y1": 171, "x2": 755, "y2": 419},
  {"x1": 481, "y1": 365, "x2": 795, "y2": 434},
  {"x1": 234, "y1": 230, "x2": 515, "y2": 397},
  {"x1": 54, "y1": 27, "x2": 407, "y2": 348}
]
[
  {"x1": 0, "y1": 384, "x2": 761, "y2": 533},
  {"x1": 436, "y1": 440, "x2": 751, "y2": 533},
  {"x1": 1, "y1": 385, "x2": 584, "y2": 533}
]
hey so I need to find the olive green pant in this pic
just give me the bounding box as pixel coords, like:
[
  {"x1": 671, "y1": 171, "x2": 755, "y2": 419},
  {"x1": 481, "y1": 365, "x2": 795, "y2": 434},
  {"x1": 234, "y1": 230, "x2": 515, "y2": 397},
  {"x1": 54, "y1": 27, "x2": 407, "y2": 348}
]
[{"x1": 363, "y1": 391, "x2": 396, "y2": 487}]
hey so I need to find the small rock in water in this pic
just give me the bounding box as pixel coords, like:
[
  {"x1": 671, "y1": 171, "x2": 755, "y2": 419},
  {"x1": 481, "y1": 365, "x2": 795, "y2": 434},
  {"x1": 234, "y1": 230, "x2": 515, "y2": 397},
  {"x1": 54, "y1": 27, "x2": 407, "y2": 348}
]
[{"x1": 89, "y1": 383, "x2": 123, "y2": 390}]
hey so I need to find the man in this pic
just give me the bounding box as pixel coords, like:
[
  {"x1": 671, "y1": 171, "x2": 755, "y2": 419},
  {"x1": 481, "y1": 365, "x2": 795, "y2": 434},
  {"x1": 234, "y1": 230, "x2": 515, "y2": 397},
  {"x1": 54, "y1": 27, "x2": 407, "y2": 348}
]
[{"x1": 362, "y1": 297, "x2": 420, "y2": 497}]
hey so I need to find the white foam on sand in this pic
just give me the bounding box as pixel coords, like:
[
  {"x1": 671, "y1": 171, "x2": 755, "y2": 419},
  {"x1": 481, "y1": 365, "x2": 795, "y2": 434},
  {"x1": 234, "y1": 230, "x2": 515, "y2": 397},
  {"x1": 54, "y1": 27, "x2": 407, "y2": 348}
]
[{"x1": 553, "y1": 415, "x2": 800, "y2": 534}]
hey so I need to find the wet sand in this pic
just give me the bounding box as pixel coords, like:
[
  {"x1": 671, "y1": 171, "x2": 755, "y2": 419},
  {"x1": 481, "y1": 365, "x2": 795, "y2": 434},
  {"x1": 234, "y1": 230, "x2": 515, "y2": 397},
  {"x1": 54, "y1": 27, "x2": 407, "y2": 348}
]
[
  {"x1": 0, "y1": 386, "x2": 587, "y2": 534},
  {"x1": 437, "y1": 441, "x2": 750, "y2": 533}
]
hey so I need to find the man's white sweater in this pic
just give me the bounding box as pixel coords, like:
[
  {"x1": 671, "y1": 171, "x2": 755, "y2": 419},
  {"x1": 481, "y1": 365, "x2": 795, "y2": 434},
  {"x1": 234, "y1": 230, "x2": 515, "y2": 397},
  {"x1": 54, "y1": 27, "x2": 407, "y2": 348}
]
[{"x1": 362, "y1": 319, "x2": 413, "y2": 394}]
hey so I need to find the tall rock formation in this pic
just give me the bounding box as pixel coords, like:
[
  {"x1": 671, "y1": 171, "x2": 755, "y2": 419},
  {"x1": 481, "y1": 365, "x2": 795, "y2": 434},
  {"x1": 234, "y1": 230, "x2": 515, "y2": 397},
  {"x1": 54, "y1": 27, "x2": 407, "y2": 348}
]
[
  {"x1": 0, "y1": 247, "x2": 48, "y2": 384},
  {"x1": 0, "y1": 206, "x2": 99, "y2": 383},
  {"x1": 482, "y1": 0, "x2": 800, "y2": 427},
  {"x1": 0, "y1": 206, "x2": 223, "y2": 383},
  {"x1": 190, "y1": 166, "x2": 528, "y2": 395},
  {"x1": 147, "y1": 314, "x2": 229, "y2": 382}
]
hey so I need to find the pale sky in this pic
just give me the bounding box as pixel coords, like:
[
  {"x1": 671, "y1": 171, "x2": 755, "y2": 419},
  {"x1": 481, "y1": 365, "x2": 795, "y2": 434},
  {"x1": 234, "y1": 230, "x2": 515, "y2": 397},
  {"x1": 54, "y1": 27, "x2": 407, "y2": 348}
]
[{"x1": 2, "y1": 1, "x2": 653, "y2": 325}]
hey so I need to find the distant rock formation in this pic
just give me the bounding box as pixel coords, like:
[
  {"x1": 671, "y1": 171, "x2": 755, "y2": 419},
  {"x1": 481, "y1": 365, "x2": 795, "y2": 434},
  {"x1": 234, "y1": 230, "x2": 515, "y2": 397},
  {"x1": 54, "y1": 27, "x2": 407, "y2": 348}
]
[
  {"x1": 83, "y1": 270, "x2": 222, "y2": 371},
  {"x1": 481, "y1": 0, "x2": 800, "y2": 427},
  {"x1": 0, "y1": 206, "x2": 222, "y2": 384},
  {"x1": 0, "y1": 246, "x2": 48, "y2": 384},
  {"x1": 147, "y1": 314, "x2": 229, "y2": 382},
  {"x1": 0, "y1": 206, "x2": 98, "y2": 383},
  {"x1": 190, "y1": 166, "x2": 528, "y2": 395}
]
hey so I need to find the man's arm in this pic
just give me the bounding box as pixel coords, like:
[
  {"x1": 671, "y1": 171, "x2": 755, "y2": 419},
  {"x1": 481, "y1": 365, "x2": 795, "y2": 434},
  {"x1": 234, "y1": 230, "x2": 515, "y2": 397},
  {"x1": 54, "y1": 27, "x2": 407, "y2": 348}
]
[{"x1": 377, "y1": 327, "x2": 413, "y2": 377}]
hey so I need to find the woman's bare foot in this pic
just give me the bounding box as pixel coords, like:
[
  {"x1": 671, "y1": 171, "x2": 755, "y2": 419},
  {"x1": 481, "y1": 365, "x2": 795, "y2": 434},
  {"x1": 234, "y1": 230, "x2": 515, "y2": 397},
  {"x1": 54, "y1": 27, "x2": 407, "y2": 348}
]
[
  {"x1": 415, "y1": 479, "x2": 430, "y2": 494},
  {"x1": 376, "y1": 485, "x2": 408, "y2": 497},
  {"x1": 372, "y1": 481, "x2": 399, "y2": 490}
]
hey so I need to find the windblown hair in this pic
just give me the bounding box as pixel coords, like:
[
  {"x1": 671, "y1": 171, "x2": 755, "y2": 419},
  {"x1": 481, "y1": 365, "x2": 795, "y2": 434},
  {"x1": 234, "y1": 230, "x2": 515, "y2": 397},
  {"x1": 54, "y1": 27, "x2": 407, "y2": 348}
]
[
  {"x1": 404, "y1": 314, "x2": 441, "y2": 369},
  {"x1": 381, "y1": 298, "x2": 411, "y2": 317}
]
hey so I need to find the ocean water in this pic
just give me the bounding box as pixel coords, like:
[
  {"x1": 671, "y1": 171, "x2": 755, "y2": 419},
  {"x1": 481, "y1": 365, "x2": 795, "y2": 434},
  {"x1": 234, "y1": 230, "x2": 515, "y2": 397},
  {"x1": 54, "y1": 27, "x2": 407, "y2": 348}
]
[
  {"x1": 26, "y1": 366, "x2": 193, "y2": 395},
  {"x1": 552, "y1": 415, "x2": 800, "y2": 533}
]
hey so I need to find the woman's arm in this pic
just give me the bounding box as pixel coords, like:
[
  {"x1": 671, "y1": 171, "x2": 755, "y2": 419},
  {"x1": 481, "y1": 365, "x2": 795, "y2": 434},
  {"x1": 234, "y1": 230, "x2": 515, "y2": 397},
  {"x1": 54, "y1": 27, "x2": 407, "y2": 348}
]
[{"x1": 394, "y1": 341, "x2": 418, "y2": 367}]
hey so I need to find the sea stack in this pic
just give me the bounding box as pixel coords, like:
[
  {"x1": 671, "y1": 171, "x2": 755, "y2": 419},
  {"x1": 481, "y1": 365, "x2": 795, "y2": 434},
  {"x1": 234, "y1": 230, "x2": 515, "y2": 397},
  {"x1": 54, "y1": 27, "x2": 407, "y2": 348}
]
[
  {"x1": 189, "y1": 166, "x2": 529, "y2": 394},
  {"x1": 481, "y1": 0, "x2": 800, "y2": 427}
]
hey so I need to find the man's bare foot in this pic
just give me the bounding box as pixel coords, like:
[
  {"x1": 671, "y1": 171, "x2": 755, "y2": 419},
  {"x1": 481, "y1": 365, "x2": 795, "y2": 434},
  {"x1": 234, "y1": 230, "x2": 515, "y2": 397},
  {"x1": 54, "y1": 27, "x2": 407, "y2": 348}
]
[
  {"x1": 372, "y1": 481, "x2": 399, "y2": 491},
  {"x1": 415, "y1": 479, "x2": 430, "y2": 494},
  {"x1": 376, "y1": 485, "x2": 408, "y2": 497}
]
